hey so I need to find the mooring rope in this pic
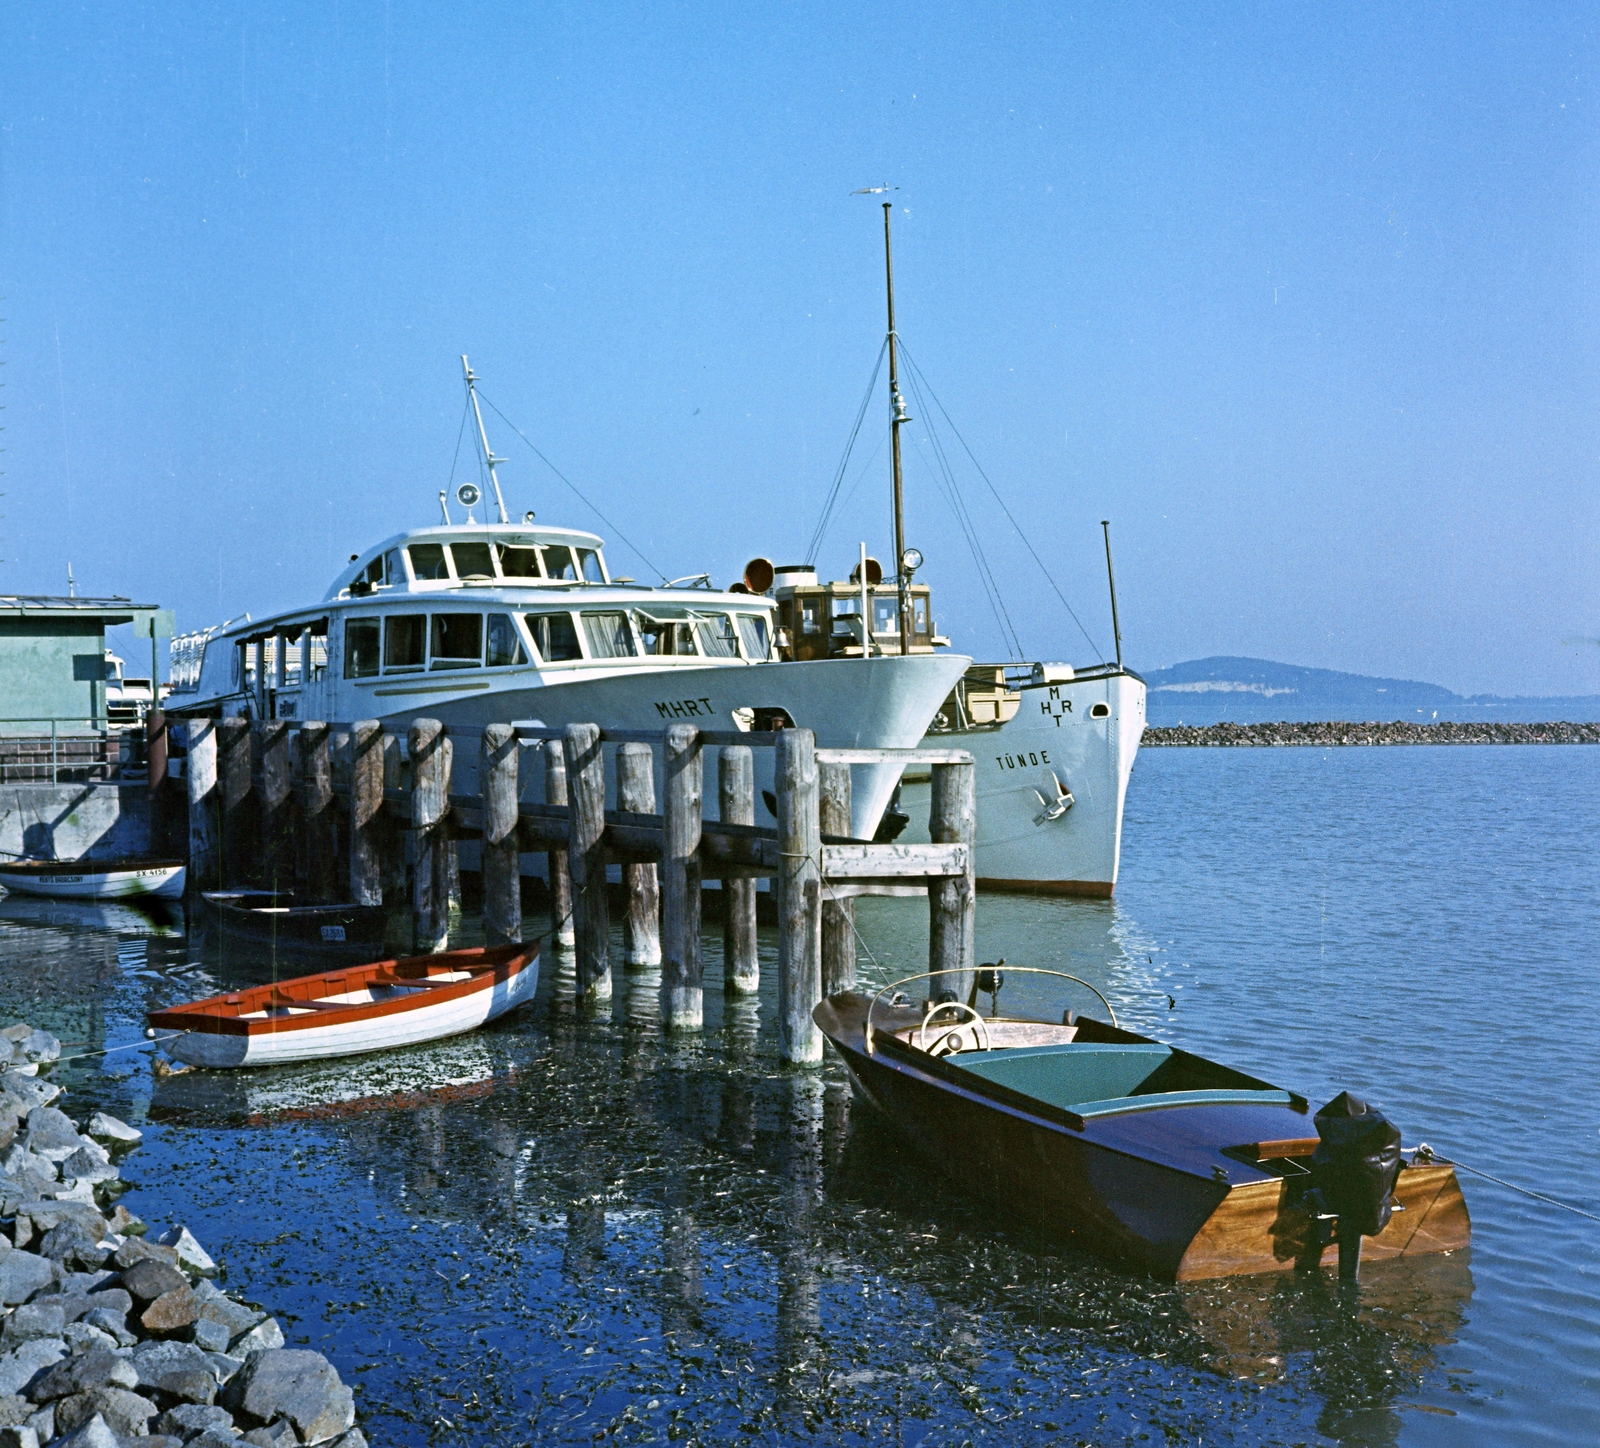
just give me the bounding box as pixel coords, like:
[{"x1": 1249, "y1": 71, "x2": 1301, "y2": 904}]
[{"x1": 1411, "y1": 1145, "x2": 1600, "y2": 1224}]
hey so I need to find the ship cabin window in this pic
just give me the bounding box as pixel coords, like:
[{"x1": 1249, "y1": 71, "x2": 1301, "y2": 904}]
[
  {"x1": 383, "y1": 614, "x2": 426, "y2": 671},
  {"x1": 736, "y1": 613, "x2": 771, "y2": 661},
  {"x1": 800, "y1": 598, "x2": 823, "y2": 635},
  {"x1": 486, "y1": 613, "x2": 527, "y2": 667},
  {"x1": 407, "y1": 544, "x2": 450, "y2": 581},
  {"x1": 360, "y1": 556, "x2": 386, "y2": 588},
  {"x1": 913, "y1": 596, "x2": 929, "y2": 635},
  {"x1": 450, "y1": 542, "x2": 495, "y2": 580},
  {"x1": 576, "y1": 548, "x2": 605, "y2": 583},
  {"x1": 345, "y1": 618, "x2": 381, "y2": 678},
  {"x1": 497, "y1": 544, "x2": 544, "y2": 579},
  {"x1": 872, "y1": 596, "x2": 900, "y2": 637},
  {"x1": 523, "y1": 611, "x2": 583, "y2": 663},
  {"x1": 545, "y1": 547, "x2": 580, "y2": 581},
  {"x1": 636, "y1": 610, "x2": 698, "y2": 656},
  {"x1": 430, "y1": 612, "x2": 483, "y2": 669},
  {"x1": 695, "y1": 611, "x2": 739, "y2": 659},
  {"x1": 581, "y1": 612, "x2": 636, "y2": 659}
]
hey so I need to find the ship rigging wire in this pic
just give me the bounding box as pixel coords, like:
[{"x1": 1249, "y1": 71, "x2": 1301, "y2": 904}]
[
  {"x1": 805, "y1": 340, "x2": 887, "y2": 565},
  {"x1": 475, "y1": 390, "x2": 669, "y2": 584}
]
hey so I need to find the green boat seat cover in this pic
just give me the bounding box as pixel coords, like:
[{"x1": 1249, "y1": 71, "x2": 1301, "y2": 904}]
[{"x1": 953, "y1": 1044, "x2": 1172, "y2": 1112}]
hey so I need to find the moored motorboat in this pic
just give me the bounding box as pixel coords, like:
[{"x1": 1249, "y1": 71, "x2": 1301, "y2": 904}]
[
  {"x1": 200, "y1": 891, "x2": 388, "y2": 960},
  {"x1": 815, "y1": 969, "x2": 1469, "y2": 1281},
  {"x1": 147, "y1": 942, "x2": 540, "y2": 1068},
  {"x1": 0, "y1": 856, "x2": 186, "y2": 901}
]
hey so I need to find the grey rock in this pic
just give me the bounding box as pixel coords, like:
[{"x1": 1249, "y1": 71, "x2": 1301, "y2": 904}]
[
  {"x1": 144, "y1": 1438, "x2": 187, "y2": 1448},
  {"x1": 30, "y1": 1349, "x2": 138, "y2": 1402},
  {"x1": 327, "y1": 1431, "x2": 367, "y2": 1448},
  {"x1": 38, "y1": 1180, "x2": 95, "y2": 1206},
  {"x1": 0, "y1": 1108, "x2": 18, "y2": 1154},
  {"x1": 84, "y1": 1116, "x2": 140, "y2": 1147},
  {"x1": 46, "y1": 1408, "x2": 118, "y2": 1448},
  {"x1": 112, "y1": 1239, "x2": 178, "y2": 1272},
  {"x1": 202, "y1": 1355, "x2": 243, "y2": 1386},
  {"x1": 57, "y1": 1151, "x2": 117, "y2": 1188},
  {"x1": 12, "y1": 1203, "x2": 108, "y2": 1251},
  {"x1": 0, "y1": 1339, "x2": 67, "y2": 1397},
  {"x1": 190, "y1": 1285, "x2": 261, "y2": 1339},
  {"x1": 58, "y1": 1271, "x2": 116, "y2": 1298},
  {"x1": 121, "y1": 1258, "x2": 188, "y2": 1304},
  {"x1": 105, "y1": 1207, "x2": 146, "y2": 1239},
  {"x1": 0, "y1": 1395, "x2": 29, "y2": 1427},
  {"x1": 0, "y1": 1305, "x2": 64, "y2": 1351},
  {"x1": 139, "y1": 1285, "x2": 199, "y2": 1336},
  {"x1": 0, "y1": 1028, "x2": 32, "y2": 1043},
  {"x1": 228, "y1": 1320, "x2": 283, "y2": 1357},
  {"x1": 59, "y1": 1324, "x2": 116, "y2": 1357},
  {"x1": 190, "y1": 1433, "x2": 245, "y2": 1448},
  {"x1": 78, "y1": 1311, "x2": 134, "y2": 1350},
  {"x1": 188, "y1": 1320, "x2": 231, "y2": 1355},
  {"x1": 223, "y1": 1351, "x2": 354, "y2": 1445},
  {"x1": 83, "y1": 1289, "x2": 132, "y2": 1317},
  {"x1": 156, "y1": 1228, "x2": 216, "y2": 1279},
  {"x1": 0, "y1": 1254, "x2": 54, "y2": 1307},
  {"x1": 239, "y1": 1422, "x2": 297, "y2": 1448},
  {"x1": 0, "y1": 1145, "x2": 57, "y2": 1183},
  {"x1": 131, "y1": 1340, "x2": 219, "y2": 1399},
  {"x1": 53, "y1": 1385, "x2": 158, "y2": 1439},
  {"x1": 17, "y1": 1034, "x2": 58, "y2": 1067},
  {"x1": 0, "y1": 1423, "x2": 38, "y2": 1448},
  {"x1": 35, "y1": 1223, "x2": 108, "y2": 1271},
  {"x1": 155, "y1": 1402, "x2": 237, "y2": 1440},
  {"x1": 19, "y1": 1110, "x2": 80, "y2": 1164},
  {"x1": 0, "y1": 1077, "x2": 57, "y2": 1114},
  {"x1": 20, "y1": 1407, "x2": 49, "y2": 1445}
]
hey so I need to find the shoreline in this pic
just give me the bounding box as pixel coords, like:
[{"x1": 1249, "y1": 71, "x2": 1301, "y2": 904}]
[{"x1": 1141, "y1": 720, "x2": 1600, "y2": 747}]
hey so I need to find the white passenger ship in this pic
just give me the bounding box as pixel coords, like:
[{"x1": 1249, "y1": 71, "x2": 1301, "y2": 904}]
[{"x1": 166, "y1": 519, "x2": 968, "y2": 839}]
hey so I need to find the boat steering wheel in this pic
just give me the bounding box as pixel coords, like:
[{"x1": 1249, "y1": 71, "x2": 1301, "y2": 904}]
[{"x1": 915, "y1": 1000, "x2": 991, "y2": 1057}]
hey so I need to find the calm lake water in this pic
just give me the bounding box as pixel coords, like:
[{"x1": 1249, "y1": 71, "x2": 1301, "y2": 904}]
[{"x1": 1, "y1": 744, "x2": 1595, "y2": 1446}]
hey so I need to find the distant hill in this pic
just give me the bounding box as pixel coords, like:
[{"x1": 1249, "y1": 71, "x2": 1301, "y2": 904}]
[{"x1": 1141, "y1": 656, "x2": 1600, "y2": 725}]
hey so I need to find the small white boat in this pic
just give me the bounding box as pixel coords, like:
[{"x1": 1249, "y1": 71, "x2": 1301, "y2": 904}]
[
  {"x1": 0, "y1": 856, "x2": 186, "y2": 901},
  {"x1": 147, "y1": 943, "x2": 540, "y2": 1068}
]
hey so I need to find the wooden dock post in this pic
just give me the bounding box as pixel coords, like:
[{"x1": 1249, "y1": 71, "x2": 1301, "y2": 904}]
[
  {"x1": 409, "y1": 718, "x2": 452, "y2": 953},
  {"x1": 776, "y1": 728, "x2": 822, "y2": 1065},
  {"x1": 480, "y1": 723, "x2": 522, "y2": 946},
  {"x1": 349, "y1": 720, "x2": 385, "y2": 908},
  {"x1": 660, "y1": 724, "x2": 703, "y2": 1030},
  {"x1": 818, "y1": 759, "x2": 855, "y2": 997},
  {"x1": 616, "y1": 742, "x2": 661, "y2": 967},
  {"x1": 217, "y1": 716, "x2": 254, "y2": 887},
  {"x1": 184, "y1": 718, "x2": 218, "y2": 891},
  {"x1": 719, "y1": 746, "x2": 759, "y2": 994},
  {"x1": 256, "y1": 721, "x2": 292, "y2": 890},
  {"x1": 928, "y1": 759, "x2": 976, "y2": 999},
  {"x1": 294, "y1": 722, "x2": 337, "y2": 904},
  {"x1": 564, "y1": 723, "x2": 611, "y2": 1003},
  {"x1": 542, "y1": 741, "x2": 577, "y2": 949}
]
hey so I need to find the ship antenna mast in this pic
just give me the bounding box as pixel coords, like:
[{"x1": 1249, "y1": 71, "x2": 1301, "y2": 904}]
[
  {"x1": 461, "y1": 355, "x2": 510, "y2": 524},
  {"x1": 883, "y1": 202, "x2": 912, "y2": 656}
]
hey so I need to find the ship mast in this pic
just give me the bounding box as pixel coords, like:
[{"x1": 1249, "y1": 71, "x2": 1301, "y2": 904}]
[
  {"x1": 461, "y1": 355, "x2": 511, "y2": 524},
  {"x1": 882, "y1": 203, "x2": 912, "y2": 656}
]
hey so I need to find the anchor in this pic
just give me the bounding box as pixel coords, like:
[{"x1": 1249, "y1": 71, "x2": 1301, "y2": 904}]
[{"x1": 1031, "y1": 771, "x2": 1075, "y2": 825}]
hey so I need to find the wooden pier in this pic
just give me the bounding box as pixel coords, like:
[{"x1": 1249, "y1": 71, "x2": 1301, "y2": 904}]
[{"x1": 183, "y1": 718, "x2": 974, "y2": 1064}]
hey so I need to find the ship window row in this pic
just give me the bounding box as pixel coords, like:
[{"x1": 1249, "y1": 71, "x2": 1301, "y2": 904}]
[
  {"x1": 355, "y1": 541, "x2": 607, "y2": 590},
  {"x1": 342, "y1": 608, "x2": 771, "y2": 676}
]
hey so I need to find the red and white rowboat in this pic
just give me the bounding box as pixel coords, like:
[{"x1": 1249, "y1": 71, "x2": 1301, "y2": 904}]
[{"x1": 147, "y1": 943, "x2": 540, "y2": 1068}]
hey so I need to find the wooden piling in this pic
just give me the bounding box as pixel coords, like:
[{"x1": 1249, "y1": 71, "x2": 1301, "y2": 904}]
[
  {"x1": 719, "y1": 746, "x2": 759, "y2": 994},
  {"x1": 616, "y1": 742, "x2": 661, "y2": 968},
  {"x1": 564, "y1": 723, "x2": 611, "y2": 1003},
  {"x1": 818, "y1": 759, "x2": 855, "y2": 997},
  {"x1": 928, "y1": 759, "x2": 976, "y2": 999},
  {"x1": 256, "y1": 721, "x2": 292, "y2": 890},
  {"x1": 776, "y1": 728, "x2": 822, "y2": 1065},
  {"x1": 349, "y1": 720, "x2": 385, "y2": 908},
  {"x1": 542, "y1": 741, "x2": 577, "y2": 949},
  {"x1": 217, "y1": 716, "x2": 254, "y2": 887},
  {"x1": 660, "y1": 724, "x2": 703, "y2": 1030},
  {"x1": 409, "y1": 718, "x2": 452, "y2": 953},
  {"x1": 480, "y1": 723, "x2": 522, "y2": 946},
  {"x1": 184, "y1": 718, "x2": 219, "y2": 890},
  {"x1": 294, "y1": 722, "x2": 337, "y2": 904}
]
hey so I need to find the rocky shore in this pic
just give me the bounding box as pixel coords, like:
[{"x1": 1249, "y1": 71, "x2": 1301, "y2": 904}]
[
  {"x1": 1, "y1": 1023, "x2": 363, "y2": 1448},
  {"x1": 1141, "y1": 720, "x2": 1600, "y2": 747}
]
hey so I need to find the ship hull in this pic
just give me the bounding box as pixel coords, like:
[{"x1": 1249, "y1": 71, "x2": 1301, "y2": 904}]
[{"x1": 900, "y1": 670, "x2": 1145, "y2": 896}]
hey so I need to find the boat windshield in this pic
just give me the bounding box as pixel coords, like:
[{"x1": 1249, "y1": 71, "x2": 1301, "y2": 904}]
[
  {"x1": 451, "y1": 542, "x2": 495, "y2": 580},
  {"x1": 407, "y1": 544, "x2": 450, "y2": 581},
  {"x1": 497, "y1": 543, "x2": 544, "y2": 579}
]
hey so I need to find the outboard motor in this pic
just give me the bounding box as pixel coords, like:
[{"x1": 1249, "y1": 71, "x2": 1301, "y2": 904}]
[{"x1": 1305, "y1": 1091, "x2": 1404, "y2": 1279}]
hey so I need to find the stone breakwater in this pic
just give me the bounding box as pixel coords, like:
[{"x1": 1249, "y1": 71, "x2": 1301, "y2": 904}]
[
  {"x1": 0, "y1": 1023, "x2": 364, "y2": 1448},
  {"x1": 1141, "y1": 720, "x2": 1600, "y2": 748}
]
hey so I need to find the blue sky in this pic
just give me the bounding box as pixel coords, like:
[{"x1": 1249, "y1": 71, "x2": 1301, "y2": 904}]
[{"x1": 2, "y1": 2, "x2": 1596, "y2": 696}]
